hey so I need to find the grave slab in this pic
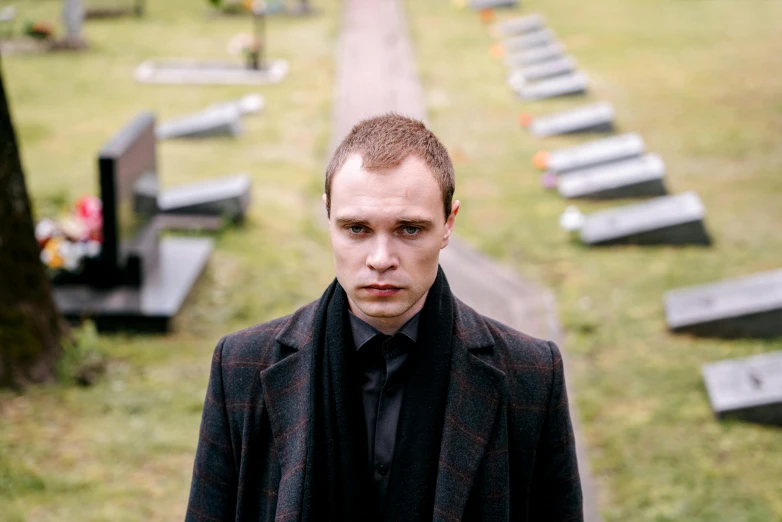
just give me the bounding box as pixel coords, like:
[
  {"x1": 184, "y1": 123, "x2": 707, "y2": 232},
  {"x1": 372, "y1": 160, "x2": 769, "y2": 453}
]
[
  {"x1": 134, "y1": 58, "x2": 289, "y2": 86},
  {"x1": 494, "y1": 13, "x2": 545, "y2": 37},
  {"x1": 503, "y1": 28, "x2": 556, "y2": 53},
  {"x1": 207, "y1": 93, "x2": 265, "y2": 116},
  {"x1": 530, "y1": 102, "x2": 615, "y2": 138},
  {"x1": 665, "y1": 268, "x2": 782, "y2": 338},
  {"x1": 505, "y1": 42, "x2": 565, "y2": 67},
  {"x1": 702, "y1": 351, "x2": 782, "y2": 425},
  {"x1": 158, "y1": 174, "x2": 252, "y2": 222},
  {"x1": 55, "y1": 237, "x2": 213, "y2": 332},
  {"x1": 470, "y1": 0, "x2": 518, "y2": 9},
  {"x1": 558, "y1": 154, "x2": 667, "y2": 200},
  {"x1": 85, "y1": 0, "x2": 144, "y2": 19},
  {"x1": 156, "y1": 106, "x2": 243, "y2": 140},
  {"x1": 544, "y1": 132, "x2": 645, "y2": 173},
  {"x1": 580, "y1": 191, "x2": 710, "y2": 246},
  {"x1": 508, "y1": 55, "x2": 577, "y2": 85},
  {"x1": 516, "y1": 72, "x2": 588, "y2": 100}
]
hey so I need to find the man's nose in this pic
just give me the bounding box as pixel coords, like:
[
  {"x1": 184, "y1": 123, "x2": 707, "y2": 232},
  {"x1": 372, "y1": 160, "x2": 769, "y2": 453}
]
[{"x1": 366, "y1": 236, "x2": 398, "y2": 272}]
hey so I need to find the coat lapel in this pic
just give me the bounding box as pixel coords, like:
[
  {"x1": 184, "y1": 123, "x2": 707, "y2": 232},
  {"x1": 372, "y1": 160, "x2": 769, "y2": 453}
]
[
  {"x1": 259, "y1": 303, "x2": 318, "y2": 522},
  {"x1": 433, "y1": 300, "x2": 507, "y2": 522}
]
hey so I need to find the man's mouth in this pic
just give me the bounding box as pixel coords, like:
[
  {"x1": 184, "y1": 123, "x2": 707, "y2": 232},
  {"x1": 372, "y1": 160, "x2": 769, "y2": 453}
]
[{"x1": 363, "y1": 284, "x2": 402, "y2": 297}]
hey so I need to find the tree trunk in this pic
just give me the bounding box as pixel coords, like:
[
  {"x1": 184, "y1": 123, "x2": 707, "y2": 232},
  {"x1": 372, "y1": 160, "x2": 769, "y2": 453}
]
[{"x1": 0, "y1": 56, "x2": 65, "y2": 389}]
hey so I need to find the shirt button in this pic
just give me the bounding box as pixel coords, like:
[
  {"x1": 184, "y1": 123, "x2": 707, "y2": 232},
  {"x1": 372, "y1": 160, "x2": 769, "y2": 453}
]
[{"x1": 378, "y1": 464, "x2": 389, "y2": 476}]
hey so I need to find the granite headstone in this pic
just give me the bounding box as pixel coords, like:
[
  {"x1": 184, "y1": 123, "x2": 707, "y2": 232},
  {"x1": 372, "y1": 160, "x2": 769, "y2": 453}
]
[
  {"x1": 702, "y1": 350, "x2": 782, "y2": 425},
  {"x1": 156, "y1": 106, "x2": 243, "y2": 140},
  {"x1": 495, "y1": 13, "x2": 545, "y2": 37},
  {"x1": 508, "y1": 55, "x2": 577, "y2": 85},
  {"x1": 558, "y1": 154, "x2": 667, "y2": 199},
  {"x1": 580, "y1": 191, "x2": 710, "y2": 245},
  {"x1": 516, "y1": 72, "x2": 588, "y2": 100},
  {"x1": 505, "y1": 42, "x2": 565, "y2": 68},
  {"x1": 544, "y1": 133, "x2": 645, "y2": 174},
  {"x1": 665, "y1": 268, "x2": 782, "y2": 338},
  {"x1": 530, "y1": 102, "x2": 615, "y2": 138},
  {"x1": 503, "y1": 28, "x2": 556, "y2": 53}
]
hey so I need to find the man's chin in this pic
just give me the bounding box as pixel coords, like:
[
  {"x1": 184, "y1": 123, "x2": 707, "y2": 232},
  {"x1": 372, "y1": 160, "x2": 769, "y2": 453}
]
[{"x1": 353, "y1": 300, "x2": 411, "y2": 320}]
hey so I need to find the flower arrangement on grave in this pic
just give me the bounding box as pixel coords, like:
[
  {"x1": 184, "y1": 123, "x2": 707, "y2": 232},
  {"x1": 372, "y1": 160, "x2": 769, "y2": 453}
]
[
  {"x1": 36, "y1": 195, "x2": 103, "y2": 274},
  {"x1": 23, "y1": 21, "x2": 54, "y2": 41}
]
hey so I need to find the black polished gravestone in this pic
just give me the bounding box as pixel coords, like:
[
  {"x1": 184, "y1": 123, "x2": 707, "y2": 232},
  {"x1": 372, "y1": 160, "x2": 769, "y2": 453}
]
[
  {"x1": 702, "y1": 351, "x2": 782, "y2": 425},
  {"x1": 53, "y1": 112, "x2": 213, "y2": 332},
  {"x1": 543, "y1": 132, "x2": 645, "y2": 174},
  {"x1": 505, "y1": 42, "x2": 565, "y2": 68},
  {"x1": 494, "y1": 13, "x2": 545, "y2": 37},
  {"x1": 508, "y1": 55, "x2": 577, "y2": 84},
  {"x1": 579, "y1": 191, "x2": 711, "y2": 246},
  {"x1": 515, "y1": 72, "x2": 588, "y2": 101},
  {"x1": 503, "y1": 28, "x2": 556, "y2": 53},
  {"x1": 665, "y1": 268, "x2": 782, "y2": 338},
  {"x1": 529, "y1": 102, "x2": 615, "y2": 138},
  {"x1": 558, "y1": 154, "x2": 667, "y2": 200},
  {"x1": 470, "y1": 0, "x2": 518, "y2": 9}
]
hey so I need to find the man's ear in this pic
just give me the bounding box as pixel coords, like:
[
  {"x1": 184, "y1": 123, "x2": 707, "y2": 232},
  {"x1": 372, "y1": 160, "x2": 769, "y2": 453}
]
[
  {"x1": 441, "y1": 200, "x2": 460, "y2": 249},
  {"x1": 322, "y1": 193, "x2": 329, "y2": 218}
]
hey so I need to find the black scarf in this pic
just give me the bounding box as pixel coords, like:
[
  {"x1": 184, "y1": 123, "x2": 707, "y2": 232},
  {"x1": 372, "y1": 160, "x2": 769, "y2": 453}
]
[{"x1": 301, "y1": 267, "x2": 454, "y2": 521}]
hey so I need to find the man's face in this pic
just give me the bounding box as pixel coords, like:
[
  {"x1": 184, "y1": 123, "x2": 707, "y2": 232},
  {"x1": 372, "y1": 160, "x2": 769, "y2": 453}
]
[{"x1": 326, "y1": 153, "x2": 459, "y2": 330}]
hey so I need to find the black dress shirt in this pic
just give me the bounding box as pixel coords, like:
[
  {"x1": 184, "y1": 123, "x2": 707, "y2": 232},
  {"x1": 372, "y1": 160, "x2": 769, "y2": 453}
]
[{"x1": 349, "y1": 311, "x2": 420, "y2": 516}]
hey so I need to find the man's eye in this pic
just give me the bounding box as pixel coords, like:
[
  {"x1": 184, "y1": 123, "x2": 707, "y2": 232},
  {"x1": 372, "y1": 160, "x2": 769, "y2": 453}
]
[
  {"x1": 402, "y1": 226, "x2": 420, "y2": 236},
  {"x1": 348, "y1": 225, "x2": 364, "y2": 234}
]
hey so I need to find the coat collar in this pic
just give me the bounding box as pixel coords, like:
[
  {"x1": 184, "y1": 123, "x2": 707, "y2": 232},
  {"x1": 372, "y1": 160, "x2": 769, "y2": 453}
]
[{"x1": 262, "y1": 289, "x2": 505, "y2": 521}]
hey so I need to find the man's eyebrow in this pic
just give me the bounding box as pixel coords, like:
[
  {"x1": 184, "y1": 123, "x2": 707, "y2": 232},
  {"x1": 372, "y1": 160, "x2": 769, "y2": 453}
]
[
  {"x1": 333, "y1": 216, "x2": 435, "y2": 227},
  {"x1": 334, "y1": 216, "x2": 370, "y2": 226},
  {"x1": 397, "y1": 217, "x2": 434, "y2": 227}
]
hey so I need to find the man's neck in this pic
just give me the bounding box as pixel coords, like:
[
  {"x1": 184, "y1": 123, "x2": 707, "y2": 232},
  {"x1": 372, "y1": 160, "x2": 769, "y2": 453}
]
[{"x1": 348, "y1": 291, "x2": 429, "y2": 335}]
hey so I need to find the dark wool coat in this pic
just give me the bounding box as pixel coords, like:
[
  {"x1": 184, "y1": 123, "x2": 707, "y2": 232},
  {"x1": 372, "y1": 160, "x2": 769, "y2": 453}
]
[{"x1": 186, "y1": 295, "x2": 583, "y2": 522}]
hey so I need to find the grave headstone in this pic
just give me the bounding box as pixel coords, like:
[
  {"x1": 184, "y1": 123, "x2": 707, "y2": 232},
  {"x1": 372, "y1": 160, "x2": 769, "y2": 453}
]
[
  {"x1": 505, "y1": 42, "x2": 565, "y2": 68},
  {"x1": 85, "y1": 0, "x2": 144, "y2": 19},
  {"x1": 515, "y1": 72, "x2": 588, "y2": 100},
  {"x1": 529, "y1": 102, "x2": 615, "y2": 138},
  {"x1": 470, "y1": 0, "x2": 518, "y2": 9},
  {"x1": 665, "y1": 268, "x2": 782, "y2": 338},
  {"x1": 508, "y1": 55, "x2": 577, "y2": 85},
  {"x1": 156, "y1": 106, "x2": 243, "y2": 140},
  {"x1": 542, "y1": 133, "x2": 646, "y2": 174},
  {"x1": 494, "y1": 13, "x2": 545, "y2": 37},
  {"x1": 158, "y1": 174, "x2": 252, "y2": 223},
  {"x1": 134, "y1": 58, "x2": 289, "y2": 86},
  {"x1": 579, "y1": 191, "x2": 711, "y2": 246},
  {"x1": 558, "y1": 154, "x2": 667, "y2": 199},
  {"x1": 503, "y1": 28, "x2": 556, "y2": 53},
  {"x1": 206, "y1": 93, "x2": 265, "y2": 116},
  {"x1": 702, "y1": 351, "x2": 782, "y2": 425},
  {"x1": 53, "y1": 112, "x2": 214, "y2": 331}
]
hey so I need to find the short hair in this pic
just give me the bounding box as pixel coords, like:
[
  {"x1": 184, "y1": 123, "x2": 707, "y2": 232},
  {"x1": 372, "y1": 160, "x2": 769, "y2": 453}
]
[{"x1": 325, "y1": 114, "x2": 455, "y2": 220}]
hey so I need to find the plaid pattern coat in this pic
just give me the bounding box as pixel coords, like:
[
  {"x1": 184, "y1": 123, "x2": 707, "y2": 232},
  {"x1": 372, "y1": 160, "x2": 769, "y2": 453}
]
[{"x1": 186, "y1": 295, "x2": 583, "y2": 522}]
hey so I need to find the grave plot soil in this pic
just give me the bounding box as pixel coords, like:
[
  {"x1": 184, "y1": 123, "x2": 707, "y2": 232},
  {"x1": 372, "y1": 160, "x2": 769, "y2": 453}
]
[
  {"x1": 406, "y1": 0, "x2": 782, "y2": 520},
  {"x1": 1, "y1": 0, "x2": 337, "y2": 520}
]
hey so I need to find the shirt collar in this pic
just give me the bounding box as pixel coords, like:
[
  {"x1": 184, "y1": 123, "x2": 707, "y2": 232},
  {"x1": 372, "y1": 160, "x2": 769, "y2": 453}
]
[{"x1": 348, "y1": 310, "x2": 420, "y2": 351}]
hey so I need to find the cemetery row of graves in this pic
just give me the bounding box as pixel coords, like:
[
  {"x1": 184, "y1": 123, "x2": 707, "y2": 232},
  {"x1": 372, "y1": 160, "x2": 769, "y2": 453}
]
[
  {"x1": 423, "y1": 0, "x2": 782, "y2": 518},
  {"x1": 2, "y1": 0, "x2": 338, "y2": 519},
  {"x1": 476, "y1": 4, "x2": 782, "y2": 426}
]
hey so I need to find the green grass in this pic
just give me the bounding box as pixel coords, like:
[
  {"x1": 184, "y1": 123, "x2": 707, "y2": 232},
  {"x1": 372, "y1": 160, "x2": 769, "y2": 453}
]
[
  {"x1": 4, "y1": 0, "x2": 782, "y2": 520},
  {"x1": 406, "y1": 0, "x2": 782, "y2": 520},
  {"x1": 1, "y1": 0, "x2": 337, "y2": 520}
]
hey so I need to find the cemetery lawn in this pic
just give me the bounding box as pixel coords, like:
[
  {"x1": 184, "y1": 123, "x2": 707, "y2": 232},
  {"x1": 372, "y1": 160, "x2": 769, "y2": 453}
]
[
  {"x1": 0, "y1": 0, "x2": 337, "y2": 520},
  {"x1": 406, "y1": 0, "x2": 782, "y2": 521}
]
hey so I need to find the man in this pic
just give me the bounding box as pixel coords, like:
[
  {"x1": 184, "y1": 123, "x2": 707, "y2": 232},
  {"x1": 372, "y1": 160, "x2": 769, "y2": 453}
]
[{"x1": 186, "y1": 114, "x2": 583, "y2": 521}]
